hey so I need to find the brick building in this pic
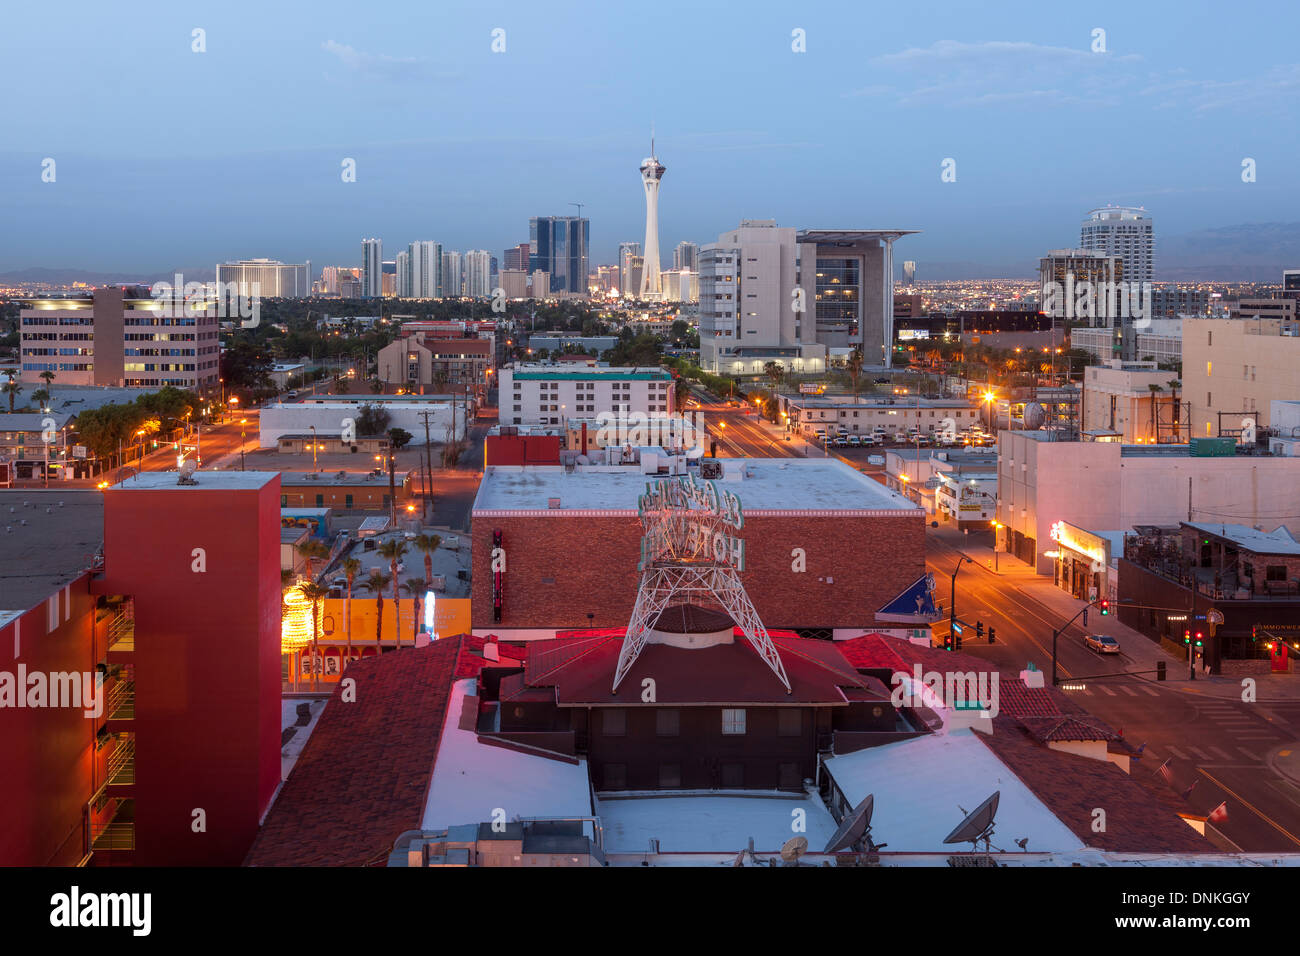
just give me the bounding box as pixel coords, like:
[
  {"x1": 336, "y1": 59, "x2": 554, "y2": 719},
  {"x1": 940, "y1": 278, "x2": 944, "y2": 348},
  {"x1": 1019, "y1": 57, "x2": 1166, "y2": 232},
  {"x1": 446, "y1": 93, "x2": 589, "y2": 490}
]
[{"x1": 471, "y1": 456, "x2": 927, "y2": 640}]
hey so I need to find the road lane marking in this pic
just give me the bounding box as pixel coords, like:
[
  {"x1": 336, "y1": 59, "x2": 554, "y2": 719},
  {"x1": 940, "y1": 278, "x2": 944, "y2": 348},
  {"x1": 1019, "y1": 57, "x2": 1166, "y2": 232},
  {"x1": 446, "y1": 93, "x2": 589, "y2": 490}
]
[
  {"x1": 1118, "y1": 686, "x2": 1138, "y2": 696},
  {"x1": 1188, "y1": 747, "x2": 1210, "y2": 760},
  {"x1": 1139, "y1": 686, "x2": 1160, "y2": 696},
  {"x1": 1098, "y1": 686, "x2": 1116, "y2": 696},
  {"x1": 1167, "y1": 745, "x2": 1188, "y2": 759},
  {"x1": 1238, "y1": 747, "x2": 1260, "y2": 760},
  {"x1": 1210, "y1": 746, "x2": 1233, "y2": 760},
  {"x1": 1198, "y1": 768, "x2": 1300, "y2": 849}
]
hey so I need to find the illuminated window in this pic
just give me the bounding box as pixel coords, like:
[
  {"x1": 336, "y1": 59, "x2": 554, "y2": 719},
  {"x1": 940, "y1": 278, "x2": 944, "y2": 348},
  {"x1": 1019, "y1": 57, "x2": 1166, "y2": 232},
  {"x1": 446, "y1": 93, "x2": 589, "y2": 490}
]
[{"x1": 721, "y1": 708, "x2": 746, "y2": 735}]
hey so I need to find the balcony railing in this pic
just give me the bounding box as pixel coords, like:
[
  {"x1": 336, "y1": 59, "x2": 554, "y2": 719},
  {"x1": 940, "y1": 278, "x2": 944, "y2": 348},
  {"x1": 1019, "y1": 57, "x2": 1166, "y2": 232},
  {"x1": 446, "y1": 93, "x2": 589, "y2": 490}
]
[
  {"x1": 106, "y1": 735, "x2": 135, "y2": 786},
  {"x1": 106, "y1": 666, "x2": 135, "y2": 721},
  {"x1": 106, "y1": 605, "x2": 135, "y2": 653}
]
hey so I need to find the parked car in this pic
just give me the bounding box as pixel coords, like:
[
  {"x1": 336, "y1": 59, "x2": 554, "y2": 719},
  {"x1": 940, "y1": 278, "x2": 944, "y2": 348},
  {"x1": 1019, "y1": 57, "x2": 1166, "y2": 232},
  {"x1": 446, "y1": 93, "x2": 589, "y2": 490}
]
[
  {"x1": 287, "y1": 389, "x2": 299, "y2": 398},
  {"x1": 1084, "y1": 634, "x2": 1121, "y2": 655},
  {"x1": 832, "y1": 435, "x2": 849, "y2": 447},
  {"x1": 847, "y1": 435, "x2": 861, "y2": 446}
]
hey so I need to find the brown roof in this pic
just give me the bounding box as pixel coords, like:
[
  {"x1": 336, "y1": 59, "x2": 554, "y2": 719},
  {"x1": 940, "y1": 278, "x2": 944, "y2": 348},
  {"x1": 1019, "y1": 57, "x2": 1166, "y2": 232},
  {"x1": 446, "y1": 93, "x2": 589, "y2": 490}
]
[
  {"x1": 245, "y1": 634, "x2": 506, "y2": 866},
  {"x1": 978, "y1": 717, "x2": 1213, "y2": 853},
  {"x1": 1017, "y1": 714, "x2": 1118, "y2": 743}
]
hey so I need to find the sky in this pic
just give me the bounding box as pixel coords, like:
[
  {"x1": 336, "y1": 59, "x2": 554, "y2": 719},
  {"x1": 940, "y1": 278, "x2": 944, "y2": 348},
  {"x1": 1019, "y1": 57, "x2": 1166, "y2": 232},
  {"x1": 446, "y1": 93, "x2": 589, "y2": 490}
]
[{"x1": 1, "y1": 0, "x2": 1297, "y2": 277}]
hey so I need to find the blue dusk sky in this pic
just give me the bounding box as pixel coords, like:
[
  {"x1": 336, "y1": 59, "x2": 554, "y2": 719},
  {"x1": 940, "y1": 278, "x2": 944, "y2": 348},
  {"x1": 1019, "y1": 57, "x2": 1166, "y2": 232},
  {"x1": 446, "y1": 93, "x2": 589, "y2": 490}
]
[{"x1": 1, "y1": 0, "x2": 1296, "y2": 277}]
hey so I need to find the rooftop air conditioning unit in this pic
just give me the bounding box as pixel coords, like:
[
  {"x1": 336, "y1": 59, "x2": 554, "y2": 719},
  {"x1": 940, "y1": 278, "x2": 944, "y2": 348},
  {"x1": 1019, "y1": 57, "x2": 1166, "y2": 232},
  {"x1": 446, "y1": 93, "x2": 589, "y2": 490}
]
[{"x1": 548, "y1": 497, "x2": 561, "y2": 509}]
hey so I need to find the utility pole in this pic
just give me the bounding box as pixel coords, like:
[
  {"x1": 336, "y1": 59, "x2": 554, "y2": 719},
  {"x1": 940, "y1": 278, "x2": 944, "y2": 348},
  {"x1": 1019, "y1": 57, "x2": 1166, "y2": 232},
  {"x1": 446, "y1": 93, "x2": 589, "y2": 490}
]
[{"x1": 419, "y1": 410, "x2": 435, "y2": 522}]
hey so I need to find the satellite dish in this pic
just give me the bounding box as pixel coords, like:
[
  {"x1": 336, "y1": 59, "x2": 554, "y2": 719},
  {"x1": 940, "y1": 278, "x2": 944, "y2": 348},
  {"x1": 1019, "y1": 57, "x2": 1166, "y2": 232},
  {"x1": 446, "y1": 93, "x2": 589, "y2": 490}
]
[
  {"x1": 178, "y1": 459, "x2": 198, "y2": 484},
  {"x1": 943, "y1": 791, "x2": 1000, "y2": 850},
  {"x1": 731, "y1": 850, "x2": 745, "y2": 868},
  {"x1": 1023, "y1": 402, "x2": 1046, "y2": 430},
  {"x1": 824, "y1": 794, "x2": 874, "y2": 853},
  {"x1": 780, "y1": 836, "x2": 808, "y2": 864}
]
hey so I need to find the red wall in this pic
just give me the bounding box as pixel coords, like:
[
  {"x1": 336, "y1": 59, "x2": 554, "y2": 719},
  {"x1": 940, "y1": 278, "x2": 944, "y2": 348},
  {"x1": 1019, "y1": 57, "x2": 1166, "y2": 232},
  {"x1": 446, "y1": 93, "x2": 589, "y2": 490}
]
[
  {"x1": 471, "y1": 513, "x2": 925, "y2": 631},
  {"x1": 98, "y1": 475, "x2": 282, "y2": 865},
  {"x1": 0, "y1": 577, "x2": 98, "y2": 865},
  {"x1": 484, "y1": 435, "x2": 562, "y2": 467}
]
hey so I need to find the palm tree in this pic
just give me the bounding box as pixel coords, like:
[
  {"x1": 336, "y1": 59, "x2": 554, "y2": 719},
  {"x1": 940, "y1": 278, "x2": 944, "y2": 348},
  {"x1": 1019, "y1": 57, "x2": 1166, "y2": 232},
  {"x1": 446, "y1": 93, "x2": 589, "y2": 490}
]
[
  {"x1": 2, "y1": 369, "x2": 21, "y2": 413},
  {"x1": 402, "y1": 578, "x2": 427, "y2": 644},
  {"x1": 31, "y1": 388, "x2": 50, "y2": 410},
  {"x1": 341, "y1": 557, "x2": 361, "y2": 667},
  {"x1": 366, "y1": 570, "x2": 390, "y2": 654},
  {"x1": 846, "y1": 347, "x2": 864, "y2": 395},
  {"x1": 1147, "y1": 383, "x2": 1164, "y2": 443},
  {"x1": 412, "y1": 533, "x2": 442, "y2": 586},
  {"x1": 295, "y1": 538, "x2": 331, "y2": 582},
  {"x1": 377, "y1": 539, "x2": 408, "y2": 646},
  {"x1": 299, "y1": 581, "x2": 330, "y2": 693},
  {"x1": 39, "y1": 370, "x2": 56, "y2": 392},
  {"x1": 280, "y1": 568, "x2": 295, "y2": 587}
]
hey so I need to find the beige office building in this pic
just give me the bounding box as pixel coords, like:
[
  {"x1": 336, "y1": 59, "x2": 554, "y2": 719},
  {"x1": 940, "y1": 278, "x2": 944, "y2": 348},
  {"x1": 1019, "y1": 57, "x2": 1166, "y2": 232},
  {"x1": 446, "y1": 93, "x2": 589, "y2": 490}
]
[
  {"x1": 1182, "y1": 317, "x2": 1300, "y2": 433},
  {"x1": 1080, "y1": 360, "x2": 1187, "y2": 443}
]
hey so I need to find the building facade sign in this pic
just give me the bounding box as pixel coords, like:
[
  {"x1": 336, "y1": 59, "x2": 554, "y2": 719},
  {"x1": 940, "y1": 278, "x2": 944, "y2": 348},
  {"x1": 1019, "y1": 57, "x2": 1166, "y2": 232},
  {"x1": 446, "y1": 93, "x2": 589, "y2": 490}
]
[{"x1": 637, "y1": 474, "x2": 745, "y2": 571}]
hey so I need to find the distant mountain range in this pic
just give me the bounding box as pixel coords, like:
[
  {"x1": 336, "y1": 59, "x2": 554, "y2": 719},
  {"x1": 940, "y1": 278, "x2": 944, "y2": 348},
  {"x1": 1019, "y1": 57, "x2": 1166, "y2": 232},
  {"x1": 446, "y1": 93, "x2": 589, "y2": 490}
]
[
  {"x1": 0, "y1": 267, "x2": 216, "y2": 286},
  {"x1": 3, "y1": 222, "x2": 1297, "y2": 286},
  {"x1": 919, "y1": 223, "x2": 1300, "y2": 282}
]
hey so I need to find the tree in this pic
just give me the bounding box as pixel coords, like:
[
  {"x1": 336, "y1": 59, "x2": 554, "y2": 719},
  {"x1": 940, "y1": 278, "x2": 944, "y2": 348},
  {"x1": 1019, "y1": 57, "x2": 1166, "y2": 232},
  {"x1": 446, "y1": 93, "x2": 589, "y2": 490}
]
[
  {"x1": 299, "y1": 581, "x2": 330, "y2": 693},
  {"x1": 366, "y1": 570, "x2": 391, "y2": 653},
  {"x1": 356, "y1": 403, "x2": 391, "y2": 436},
  {"x1": 2, "y1": 368, "x2": 21, "y2": 413},
  {"x1": 31, "y1": 388, "x2": 50, "y2": 410},
  {"x1": 220, "y1": 340, "x2": 274, "y2": 401},
  {"x1": 39, "y1": 370, "x2": 55, "y2": 390},
  {"x1": 763, "y1": 361, "x2": 785, "y2": 389},
  {"x1": 1167, "y1": 379, "x2": 1182, "y2": 439},
  {"x1": 342, "y1": 556, "x2": 362, "y2": 666},
  {"x1": 295, "y1": 539, "x2": 331, "y2": 582},
  {"x1": 673, "y1": 376, "x2": 691, "y2": 408},
  {"x1": 377, "y1": 540, "x2": 408, "y2": 647},
  {"x1": 402, "y1": 578, "x2": 427, "y2": 644},
  {"x1": 846, "y1": 346, "x2": 864, "y2": 395},
  {"x1": 412, "y1": 533, "x2": 442, "y2": 585},
  {"x1": 388, "y1": 426, "x2": 413, "y2": 450}
]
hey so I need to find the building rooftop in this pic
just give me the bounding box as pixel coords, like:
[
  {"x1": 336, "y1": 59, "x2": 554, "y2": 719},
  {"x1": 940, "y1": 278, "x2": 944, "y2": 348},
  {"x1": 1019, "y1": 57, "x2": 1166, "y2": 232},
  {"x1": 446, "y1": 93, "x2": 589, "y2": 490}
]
[
  {"x1": 106, "y1": 471, "x2": 279, "y2": 491},
  {"x1": 278, "y1": 470, "x2": 412, "y2": 486},
  {"x1": 507, "y1": 365, "x2": 671, "y2": 381},
  {"x1": 0, "y1": 490, "x2": 102, "y2": 609},
  {"x1": 1184, "y1": 521, "x2": 1300, "y2": 556},
  {"x1": 0, "y1": 412, "x2": 74, "y2": 431},
  {"x1": 473, "y1": 458, "x2": 920, "y2": 515}
]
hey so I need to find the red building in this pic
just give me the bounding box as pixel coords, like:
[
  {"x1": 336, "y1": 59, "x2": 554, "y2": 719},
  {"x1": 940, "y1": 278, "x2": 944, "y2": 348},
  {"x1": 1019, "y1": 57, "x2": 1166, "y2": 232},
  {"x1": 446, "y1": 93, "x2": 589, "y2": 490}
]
[{"x1": 0, "y1": 472, "x2": 282, "y2": 866}]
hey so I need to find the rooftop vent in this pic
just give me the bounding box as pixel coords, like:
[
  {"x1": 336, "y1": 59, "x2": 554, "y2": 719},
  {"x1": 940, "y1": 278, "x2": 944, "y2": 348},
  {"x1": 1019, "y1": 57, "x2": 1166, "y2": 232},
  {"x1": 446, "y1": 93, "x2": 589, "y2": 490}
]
[{"x1": 547, "y1": 497, "x2": 561, "y2": 509}]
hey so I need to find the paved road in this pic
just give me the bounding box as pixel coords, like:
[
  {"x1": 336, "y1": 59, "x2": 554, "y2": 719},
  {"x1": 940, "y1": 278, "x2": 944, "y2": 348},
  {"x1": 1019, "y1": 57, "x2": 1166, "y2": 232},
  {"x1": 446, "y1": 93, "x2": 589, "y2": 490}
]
[{"x1": 925, "y1": 533, "x2": 1300, "y2": 852}]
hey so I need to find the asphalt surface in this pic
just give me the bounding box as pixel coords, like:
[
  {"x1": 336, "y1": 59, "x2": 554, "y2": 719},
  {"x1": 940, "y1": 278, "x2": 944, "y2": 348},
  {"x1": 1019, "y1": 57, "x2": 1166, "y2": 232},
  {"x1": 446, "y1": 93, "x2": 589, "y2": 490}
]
[{"x1": 926, "y1": 534, "x2": 1300, "y2": 852}]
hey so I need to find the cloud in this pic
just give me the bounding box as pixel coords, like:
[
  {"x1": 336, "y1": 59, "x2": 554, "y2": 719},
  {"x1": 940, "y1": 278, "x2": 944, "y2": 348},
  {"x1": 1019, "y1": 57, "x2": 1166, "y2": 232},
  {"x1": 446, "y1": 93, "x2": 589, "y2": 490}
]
[
  {"x1": 321, "y1": 40, "x2": 432, "y2": 81},
  {"x1": 877, "y1": 39, "x2": 1141, "y2": 67}
]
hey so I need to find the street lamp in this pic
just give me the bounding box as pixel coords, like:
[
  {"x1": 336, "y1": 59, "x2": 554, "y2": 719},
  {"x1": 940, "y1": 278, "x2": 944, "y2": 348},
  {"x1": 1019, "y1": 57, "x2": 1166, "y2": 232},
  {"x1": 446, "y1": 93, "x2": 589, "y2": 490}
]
[
  {"x1": 990, "y1": 520, "x2": 1001, "y2": 572},
  {"x1": 309, "y1": 424, "x2": 319, "y2": 472}
]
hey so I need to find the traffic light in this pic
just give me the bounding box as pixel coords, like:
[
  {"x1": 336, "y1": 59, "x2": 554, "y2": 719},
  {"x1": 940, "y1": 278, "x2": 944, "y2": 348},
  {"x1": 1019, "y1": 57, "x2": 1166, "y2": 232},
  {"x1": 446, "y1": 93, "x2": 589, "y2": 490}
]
[
  {"x1": 943, "y1": 633, "x2": 953, "y2": 651},
  {"x1": 1195, "y1": 632, "x2": 1204, "y2": 648},
  {"x1": 1183, "y1": 630, "x2": 1191, "y2": 645},
  {"x1": 954, "y1": 629, "x2": 963, "y2": 650},
  {"x1": 988, "y1": 627, "x2": 996, "y2": 644},
  {"x1": 976, "y1": 621, "x2": 984, "y2": 639},
  {"x1": 1099, "y1": 599, "x2": 1110, "y2": 616}
]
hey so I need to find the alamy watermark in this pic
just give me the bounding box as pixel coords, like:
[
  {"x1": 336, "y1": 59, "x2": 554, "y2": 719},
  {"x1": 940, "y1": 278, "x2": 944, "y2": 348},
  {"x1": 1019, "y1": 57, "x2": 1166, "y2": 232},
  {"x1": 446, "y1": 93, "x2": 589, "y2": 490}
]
[
  {"x1": 0, "y1": 665, "x2": 103, "y2": 718},
  {"x1": 1042, "y1": 272, "x2": 1153, "y2": 328},
  {"x1": 890, "y1": 663, "x2": 999, "y2": 718},
  {"x1": 593, "y1": 411, "x2": 707, "y2": 452},
  {"x1": 150, "y1": 273, "x2": 261, "y2": 328}
]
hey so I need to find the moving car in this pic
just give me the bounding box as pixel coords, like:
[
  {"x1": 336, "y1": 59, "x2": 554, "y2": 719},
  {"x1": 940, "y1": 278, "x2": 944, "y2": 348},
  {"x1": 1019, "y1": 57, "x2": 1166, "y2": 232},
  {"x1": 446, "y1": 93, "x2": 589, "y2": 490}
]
[{"x1": 1084, "y1": 634, "x2": 1121, "y2": 655}]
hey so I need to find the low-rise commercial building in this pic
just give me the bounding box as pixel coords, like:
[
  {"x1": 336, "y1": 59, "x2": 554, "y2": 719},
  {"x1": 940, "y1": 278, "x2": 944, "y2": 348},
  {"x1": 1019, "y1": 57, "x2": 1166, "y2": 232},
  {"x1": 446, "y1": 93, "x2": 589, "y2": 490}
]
[
  {"x1": 780, "y1": 393, "x2": 981, "y2": 438},
  {"x1": 1182, "y1": 316, "x2": 1300, "y2": 432},
  {"x1": 498, "y1": 364, "x2": 675, "y2": 427},
  {"x1": 1080, "y1": 360, "x2": 1187, "y2": 444},
  {"x1": 996, "y1": 430, "x2": 1300, "y2": 573}
]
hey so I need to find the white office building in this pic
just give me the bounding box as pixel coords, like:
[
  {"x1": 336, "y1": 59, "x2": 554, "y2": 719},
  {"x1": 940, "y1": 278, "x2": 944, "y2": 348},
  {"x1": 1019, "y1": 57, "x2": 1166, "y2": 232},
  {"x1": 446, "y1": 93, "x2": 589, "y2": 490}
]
[
  {"x1": 361, "y1": 239, "x2": 383, "y2": 298},
  {"x1": 215, "y1": 258, "x2": 311, "y2": 298},
  {"x1": 442, "y1": 251, "x2": 463, "y2": 297},
  {"x1": 464, "y1": 251, "x2": 492, "y2": 297},
  {"x1": 498, "y1": 364, "x2": 676, "y2": 426},
  {"x1": 395, "y1": 251, "x2": 411, "y2": 298},
  {"x1": 408, "y1": 241, "x2": 442, "y2": 298},
  {"x1": 1080, "y1": 206, "x2": 1154, "y2": 284},
  {"x1": 618, "y1": 241, "x2": 641, "y2": 296}
]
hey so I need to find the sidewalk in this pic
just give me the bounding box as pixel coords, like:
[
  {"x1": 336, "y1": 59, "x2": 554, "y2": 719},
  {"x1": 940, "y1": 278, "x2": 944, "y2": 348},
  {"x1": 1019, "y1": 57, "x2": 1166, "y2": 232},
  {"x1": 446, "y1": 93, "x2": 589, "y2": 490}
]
[{"x1": 930, "y1": 523, "x2": 1300, "y2": 701}]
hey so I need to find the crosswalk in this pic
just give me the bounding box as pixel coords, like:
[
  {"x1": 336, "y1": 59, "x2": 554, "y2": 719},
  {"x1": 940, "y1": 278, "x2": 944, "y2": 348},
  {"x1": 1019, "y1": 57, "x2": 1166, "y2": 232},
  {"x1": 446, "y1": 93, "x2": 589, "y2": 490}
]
[{"x1": 1075, "y1": 683, "x2": 1161, "y2": 698}]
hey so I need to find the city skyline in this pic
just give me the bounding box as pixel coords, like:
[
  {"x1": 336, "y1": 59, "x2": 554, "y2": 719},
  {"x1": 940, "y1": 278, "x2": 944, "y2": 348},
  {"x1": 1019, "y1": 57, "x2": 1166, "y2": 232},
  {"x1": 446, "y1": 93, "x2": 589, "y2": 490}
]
[{"x1": 2, "y1": 0, "x2": 1297, "y2": 277}]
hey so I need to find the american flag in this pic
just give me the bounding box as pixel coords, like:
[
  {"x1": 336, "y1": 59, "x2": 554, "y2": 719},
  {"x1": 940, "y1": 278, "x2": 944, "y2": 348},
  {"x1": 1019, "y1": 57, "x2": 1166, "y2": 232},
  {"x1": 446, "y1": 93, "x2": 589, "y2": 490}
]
[
  {"x1": 1180, "y1": 780, "x2": 1199, "y2": 801},
  {"x1": 1154, "y1": 758, "x2": 1173, "y2": 783}
]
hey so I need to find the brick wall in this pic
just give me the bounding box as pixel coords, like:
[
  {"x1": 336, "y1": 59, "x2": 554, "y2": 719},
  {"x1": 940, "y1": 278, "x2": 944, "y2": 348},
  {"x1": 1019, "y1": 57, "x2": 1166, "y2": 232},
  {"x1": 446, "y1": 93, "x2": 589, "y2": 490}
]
[{"x1": 472, "y1": 512, "x2": 926, "y2": 630}]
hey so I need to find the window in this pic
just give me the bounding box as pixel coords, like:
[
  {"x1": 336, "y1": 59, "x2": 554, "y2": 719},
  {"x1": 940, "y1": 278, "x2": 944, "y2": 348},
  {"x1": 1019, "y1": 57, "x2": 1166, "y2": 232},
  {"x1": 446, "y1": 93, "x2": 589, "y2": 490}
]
[
  {"x1": 345, "y1": 494, "x2": 353, "y2": 509},
  {"x1": 315, "y1": 494, "x2": 324, "y2": 507},
  {"x1": 659, "y1": 764, "x2": 682, "y2": 788},
  {"x1": 721, "y1": 708, "x2": 746, "y2": 735},
  {"x1": 603, "y1": 763, "x2": 626, "y2": 790},
  {"x1": 656, "y1": 709, "x2": 680, "y2": 736},
  {"x1": 1266, "y1": 565, "x2": 1288, "y2": 581},
  {"x1": 602, "y1": 709, "x2": 626, "y2": 736},
  {"x1": 778, "y1": 709, "x2": 802, "y2": 737}
]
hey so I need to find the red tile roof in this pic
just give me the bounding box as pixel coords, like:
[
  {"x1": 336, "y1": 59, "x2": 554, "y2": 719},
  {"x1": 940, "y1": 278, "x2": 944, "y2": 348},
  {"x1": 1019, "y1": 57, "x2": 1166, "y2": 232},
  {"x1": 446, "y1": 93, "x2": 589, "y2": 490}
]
[
  {"x1": 245, "y1": 634, "x2": 502, "y2": 866},
  {"x1": 521, "y1": 630, "x2": 882, "y2": 705},
  {"x1": 1017, "y1": 714, "x2": 1118, "y2": 743},
  {"x1": 979, "y1": 717, "x2": 1212, "y2": 853}
]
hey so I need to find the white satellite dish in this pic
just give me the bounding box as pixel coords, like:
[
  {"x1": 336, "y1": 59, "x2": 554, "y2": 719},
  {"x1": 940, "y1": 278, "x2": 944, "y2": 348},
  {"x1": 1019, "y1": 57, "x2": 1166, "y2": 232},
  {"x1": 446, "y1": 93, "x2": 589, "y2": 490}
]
[
  {"x1": 779, "y1": 836, "x2": 808, "y2": 864},
  {"x1": 824, "y1": 794, "x2": 874, "y2": 853},
  {"x1": 178, "y1": 459, "x2": 199, "y2": 484},
  {"x1": 943, "y1": 791, "x2": 1000, "y2": 851}
]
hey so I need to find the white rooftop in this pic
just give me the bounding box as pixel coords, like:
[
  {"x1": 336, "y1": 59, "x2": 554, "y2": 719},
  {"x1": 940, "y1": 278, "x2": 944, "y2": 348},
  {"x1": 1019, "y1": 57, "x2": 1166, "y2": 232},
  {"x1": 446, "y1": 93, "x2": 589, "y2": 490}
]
[
  {"x1": 422, "y1": 679, "x2": 592, "y2": 831},
  {"x1": 598, "y1": 792, "x2": 839, "y2": 854},
  {"x1": 822, "y1": 729, "x2": 1086, "y2": 853},
  {"x1": 474, "y1": 458, "x2": 920, "y2": 514},
  {"x1": 107, "y1": 470, "x2": 278, "y2": 491}
]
